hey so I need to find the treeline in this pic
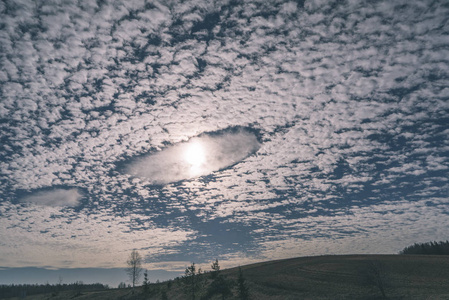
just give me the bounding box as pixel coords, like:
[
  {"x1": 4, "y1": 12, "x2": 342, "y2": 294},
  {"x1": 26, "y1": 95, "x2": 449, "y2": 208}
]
[
  {"x1": 400, "y1": 241, "x2": 449, "y2": 255},
  {"x1": 178, "y1": 260, "x2": 249, "y2": 300},
  {"x1": 0, "y1": 282, "x2": 108, "y2": 299},
  {"x1": 125, "y1": 250, "x2": 250, "y2": 300},
  {"x1": 139, "y1": 259, "x2": 249, "y2": 300}
]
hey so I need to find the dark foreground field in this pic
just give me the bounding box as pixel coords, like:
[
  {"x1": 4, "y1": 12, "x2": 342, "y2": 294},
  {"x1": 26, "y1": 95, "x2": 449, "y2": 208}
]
[{"x1": 7, "y1": 255, "x2": 449, "y2": 299}]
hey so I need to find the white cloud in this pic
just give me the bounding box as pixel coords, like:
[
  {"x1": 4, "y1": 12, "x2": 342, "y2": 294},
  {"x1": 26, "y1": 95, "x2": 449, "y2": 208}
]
[
  {"x1": 0, "y1": 204, "x2": 197, "y2": 269},
  {"x1": 20, "y1": 188, "x2": 82, "y2": 207}
]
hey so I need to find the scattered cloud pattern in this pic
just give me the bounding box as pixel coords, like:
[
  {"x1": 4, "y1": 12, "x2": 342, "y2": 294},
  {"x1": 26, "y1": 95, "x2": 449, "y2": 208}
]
[{"x1": 0, "y1": 0, "x2": 448, "y2": 272}]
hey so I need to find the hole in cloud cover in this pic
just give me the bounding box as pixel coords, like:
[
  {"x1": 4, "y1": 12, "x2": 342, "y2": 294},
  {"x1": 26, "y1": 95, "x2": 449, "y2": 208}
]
[
  {"x1": 20, "y1": 188, "x2": 83, "y2": 207},
  {"x1": 123, "y1": 127, "x2": 261, "y2": 185}
]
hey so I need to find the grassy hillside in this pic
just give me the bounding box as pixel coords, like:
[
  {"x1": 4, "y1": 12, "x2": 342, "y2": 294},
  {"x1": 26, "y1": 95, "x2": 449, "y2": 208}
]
[
  {"x1": 7, "y1": 254, "x2": 449, "y2": 299},
  {"x1": 223, "y1": 255, "x2": 449, "y2": 299}
]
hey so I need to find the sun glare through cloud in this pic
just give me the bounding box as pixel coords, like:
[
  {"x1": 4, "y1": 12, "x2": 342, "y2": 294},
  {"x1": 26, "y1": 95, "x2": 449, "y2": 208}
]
[
  {"x1": 184, "y1": 141, "x2": 206, "y2": 176},
  {"x1": 123, "y1": 128, "x2": 260, "y2": 185}
]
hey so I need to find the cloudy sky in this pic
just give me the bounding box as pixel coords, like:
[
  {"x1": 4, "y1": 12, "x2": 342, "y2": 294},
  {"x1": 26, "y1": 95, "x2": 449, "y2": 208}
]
[{"x1": 1, "y1": 0, "x2": 448, "y2": 286}]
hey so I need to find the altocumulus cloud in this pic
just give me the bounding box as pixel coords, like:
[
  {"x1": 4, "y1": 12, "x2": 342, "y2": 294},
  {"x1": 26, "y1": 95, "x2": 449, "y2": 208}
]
[
  {"x1": 124, "y1": 128, "x2": 260, "y2": 184},
  {"x1": 0, "y1": 0, "x2": 448, "y2": 276},
  {"x1": 20, "y1": 188, "x2": 82, "y2": 207}
]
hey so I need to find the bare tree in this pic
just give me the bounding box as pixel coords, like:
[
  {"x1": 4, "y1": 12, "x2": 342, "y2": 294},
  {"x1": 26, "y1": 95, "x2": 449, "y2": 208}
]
[
  {"x1": 360, "y1": 260, "x2": 389, "y2": 299},
  {"x1": 126, "y1": 250, "x2": 143, "y2": 292}
]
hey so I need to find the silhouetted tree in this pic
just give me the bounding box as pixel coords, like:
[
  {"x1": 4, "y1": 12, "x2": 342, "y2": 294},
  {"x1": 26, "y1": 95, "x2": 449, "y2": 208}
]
[
  {"x1": 167, "y1": 280, "x2": 172, "y2": 290},
  {"x1": 206, "y1": 259, "x2": 232, "y2": 300},
  {"x1": 183, "y1": 263, "x2": 204, "y2": 300},
  {"x1": 161, "y1": 288, "x2": 168, "y2": 300},
  {"x1": 74, "y1": 281, "x2": 84, "y2": 297},
  {"x1": 360, "y1": 260, "x2": 389, "y2": 299},
  {"x1": 211, "y1": 259, "x2": 220, "y2": 279},
  {"x1": 56, "y1": 276, "x2": 63, "y2": 295},
  {"x1": 236, "y1": 267, "x2": 249, "y2": 300},
  {"x1": 400, "y1": 240, "x2": 449, "y2": 255},
  {"x1": 142, "y1": 269, "x2": 150, "y2": 295},
  {"x1": 126, "y1": 250, "x2": 143, "y2": 292},
  {"x1": 118, "y1": 282, "x2": 127, "y2": 289}
]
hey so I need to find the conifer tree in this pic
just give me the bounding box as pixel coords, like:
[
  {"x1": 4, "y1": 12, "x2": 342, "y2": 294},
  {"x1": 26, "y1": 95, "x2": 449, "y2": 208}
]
[
  {"x1": 207, "y1": 259, "x2": 231, "y2": 299},
  {"x1": 184, "y1": 263, "x2": 203, "y2": 300},
  {"x1": 236, "y1": 267, "x2": 249, "y2": 300},
  {"x1": 143, "y1": 269, "x2": 149, "y2": 294},
  {"x1": 211, "y1": 259, "x2": 220, "y2": 279}
]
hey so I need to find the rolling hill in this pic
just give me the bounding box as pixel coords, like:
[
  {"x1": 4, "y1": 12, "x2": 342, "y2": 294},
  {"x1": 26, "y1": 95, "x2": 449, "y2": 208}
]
[{"x1": 6, "y1": 254, "x2": 449, "y2": 299}]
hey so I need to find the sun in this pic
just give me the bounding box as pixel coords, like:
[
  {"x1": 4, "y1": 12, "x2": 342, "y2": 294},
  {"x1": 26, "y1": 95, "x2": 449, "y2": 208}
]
[{"x1": 184, "y1": 141, "x2": 206, "y2": 175}]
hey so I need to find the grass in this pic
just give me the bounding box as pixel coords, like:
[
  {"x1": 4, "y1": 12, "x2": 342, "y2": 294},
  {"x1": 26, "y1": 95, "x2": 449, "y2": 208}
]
[
  {"x1": 225, "y1": 255, "x2": 449, "y2": 299},
  {"x1": 7, "y1": 254, "x2": 449, "y2": 299}
]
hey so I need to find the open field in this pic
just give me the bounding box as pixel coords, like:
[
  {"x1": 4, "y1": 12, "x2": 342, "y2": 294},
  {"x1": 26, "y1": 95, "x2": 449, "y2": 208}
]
[{"x1": 6, "y1": 254, "x2": 449, "y2": 299}]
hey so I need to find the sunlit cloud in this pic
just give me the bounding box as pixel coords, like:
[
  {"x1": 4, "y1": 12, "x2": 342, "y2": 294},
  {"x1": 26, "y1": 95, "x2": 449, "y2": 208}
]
[
  {"x1": 0, "y1": 206, "x2": 197, "y2": 269},
  {"x1": 20, "y1": 188, "x2": 83, "y2": 207},
  {"x1": 123, "y1": 128, "x2": 260, "y2": 184},
  {"x1": 0, "y1": 0, "x2": 448, "y2": 279}
]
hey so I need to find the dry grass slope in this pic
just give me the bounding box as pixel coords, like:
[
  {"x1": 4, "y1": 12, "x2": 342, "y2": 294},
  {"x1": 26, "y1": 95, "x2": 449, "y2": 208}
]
[{"x1": 222, "y1": 255, "x2": 449, "y2": 299}]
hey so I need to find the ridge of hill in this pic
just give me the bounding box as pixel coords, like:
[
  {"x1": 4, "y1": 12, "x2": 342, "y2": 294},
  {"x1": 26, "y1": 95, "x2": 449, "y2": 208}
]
[{"x1": 6, "y1": 254, "x2": 449, "y2": 299}]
